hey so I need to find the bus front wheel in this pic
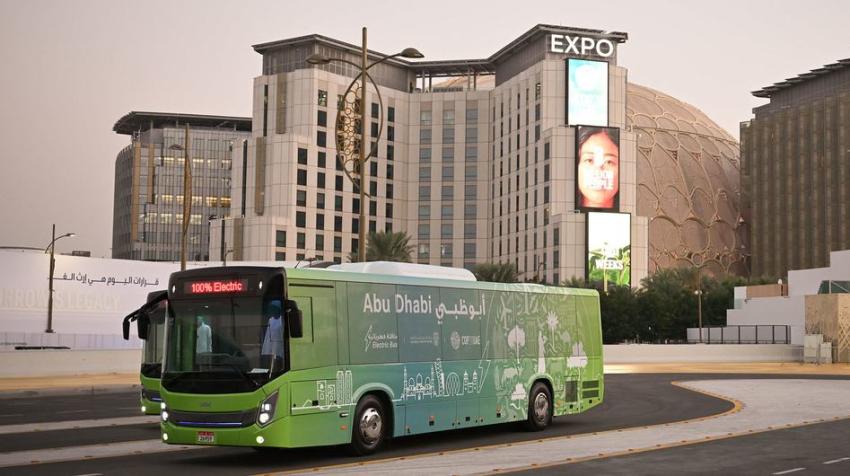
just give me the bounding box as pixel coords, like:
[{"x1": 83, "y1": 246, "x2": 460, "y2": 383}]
[
  {"x1": 524, "y1": 382, "x2": 553, "y2": 431},
  {"x1": 349, "y1": 394, "x2": 386, "y2": 456}
]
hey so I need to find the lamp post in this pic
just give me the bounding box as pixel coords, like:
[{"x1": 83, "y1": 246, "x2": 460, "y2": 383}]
[
  {"x1": 694, "y1": 288, "x2": 703, "y2": 343},
  {"x1": 306, "y1": 28, "x2": 422, "y2": 262},
  {"x1": 169, "y1": 124, "x2": 191, "y2": 270},
  {"x1": 45, "y1": 224, "x2": 75, "y2": 333}
]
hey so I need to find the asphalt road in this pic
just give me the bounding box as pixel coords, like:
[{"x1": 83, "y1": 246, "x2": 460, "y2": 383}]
[
  {"x1": 521, "y1": 417, "x2": 850, "y2": 475},
  {"x1": 0, "y1": 374, "x2": 842, "y2": 475}
]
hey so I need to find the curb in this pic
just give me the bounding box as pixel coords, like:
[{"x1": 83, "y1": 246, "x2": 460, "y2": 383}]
[{"x1": 0, "y1": 383, "x2": 141, "y2": 399}]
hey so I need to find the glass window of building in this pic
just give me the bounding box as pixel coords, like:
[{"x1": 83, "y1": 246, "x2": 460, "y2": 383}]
[
  {"x1": 441, "y1": 185, "x2": 453, "y2": 200},
  {"x1": 464, "y1": 203, "x2": 476, "y2": 219},
  {"x1": 275, "y1": 230, "x2": 286, "y2": 247},
  {"x1": 419, "y1": 186, "x2": 430, "y2": 200},
  {"x1": 318, "y1": 110, "x2": 327, "y2": 128},
  {"x1": 317, "y1": 172, "x2": 326, "y2": 188},
  {"x1": 316, "y1": 234, "x2": 324, "y2": 250},
  {"x1": 369, "y1": 181, "x2": 377, "y2": 196},
  {"x1": 369, "y1": 220, "x2": 377, "y2": 233},
  {"x1": 352, "y1": 218, "x2": 360, "y2": 234},
  {"x1": 318, "y1": 151, "x2": 326, "y2": 168},
  {"x1": 351, "y1": 238, "x2": 359, "y2": 253},
  {"x1": 463, "y1": 242, "x2": 475, "y2": 257},
  {"x1": 544, "y1": 142, "x2": 550, "y2": 160},
  {"x1": 296, "y1": 211, "x2": 306, "y2": 227},
  {"x1": 316, "y1": 192, "x2": 325, "y2": 209},
  {"x1": 386, "y1": 144, "x2": 394, "y2": 161},
  {"x1": 371, "y1": 122, "x2": 379, "y2": 137},
  {"x1": 443, "y1": 127, "x2": 455, "y2": 143},
  {"x1": 544, "y1": 186, "x2": 549, "y2": 203},
  {"x1": 387, "y1": 126, "x2": 394, "y2": 142},
  {"x1": 465, "y1": 165, "x2": 477, "y2": 180},
  {"x1": 388, "y1": 106, "x2": 395, "y2": 123},
  {"x1": 335, "y1": 175, "x2": 343, "y2": 191},
  {"x1": 466, "y1": 126, "x2": 477, "y2": 143},
  {"x1": 386, "y1": 203, "x2": 393, "y2": 219},
  {"x1": 420, "y1": 110, "x2": 432, "y2": 126},
  {"x1": 297, "y1": 232, "x2": 306, "y2": 249},
  {"x1": 296, "y1": 190, "x2": 307, "y2": 207},
  {"x1": 386, "y1": 164, "x2": 394, "y2": 180},
  {"x1": 441, "y1": 204, "x2": 453, "y2": 219},
  {"x1": 371, "y1": 102, "x2": 379, "y2": 119},
  {"x1": 297, "y1": 148, "x2": 308, "y2": 165},
  {"x1": 420, "y1": 128, "x2": 431, "y2": 142},
  {"x1": 334, "y1": 215, "x2": 342, "y2": 232},
  {"x1": 316, "y1": 213, "x2": 325, "y2": 230},
  {"x1": 442, "y1": 146, "x2": 454, "y2": 161},
  {"x1": 386, "y1": 183, "x2": 393, "y2": 199},
  {"x1": 442, "y1": 166, "x2": 453, "y2": 180},
  {"x1": 420, "y1": 147, "x2": 431, "y2": 162},
  {"x1": 369, "y1": 200, "x2": 377, "y2": 217},
  {"x1": 443, "y1": 109, "x2": 455, "y2": 125},
  {"x1": 465, "y1": 146, "x2": 477, "y2": 161},
  {"x1": 352, "y1": 198, "x2": 360, "y2": 214},
  {"x1": 440, "y1": 243, "x2": 453, "y2": 258},
  {"x1": 441, "y1": 224, "x2": 452, "y2": 238},
  {"x1": 464, "y1": 223, "x2": 475, "y2": 239},
  {"x1": 275, "y1": 252, "x2": 285, "y2": 261},
  {"x1": 418, "y1": 243, "x2": 429, "y2": 258},
  {"x1": 466, "y1": 105, "x2": 478, "y2": 123},
  {"x1": 297, "y1": 169, "x2": 307, "y2": 186},
  {"x1": 419, "y1": 204, "x2": 430, "y2": 218},
  {"x1": 418, "y1": 223, "x2": 429, "y2": 239},
  {"x1": 535, "y1": 82, "x2": 541, "y2": 100},
  {"x1": 317, "y1": 131, "x2": 327, "y2": 148},
  {"x1": 465, "y1": 184, "x2": 476, "y2": 200},
  {"x1": 334, "y1": 236, "x2": 342, "y2": 252},
  {"x1": 334, "y1": 195, "x2": 343, "y2": 211},
  {"x1": 318, "y1": 89, "x2": 328, "y2": 107}
]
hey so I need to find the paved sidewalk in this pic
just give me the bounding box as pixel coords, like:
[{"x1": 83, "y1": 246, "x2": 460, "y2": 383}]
[
  {"x1": 2, "y1": 363, "x2": 849, "y2": 398},
  {"x1": 0, "y1": 373, "x2": 138, "y2": 398}
]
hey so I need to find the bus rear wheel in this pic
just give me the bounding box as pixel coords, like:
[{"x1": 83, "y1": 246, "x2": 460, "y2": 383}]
[
  {"x1": 524, "y1": 382, "x2": 553, "y2": 431},
  {"x1": 349, "y1": 394, "x2": 386, "y2": 456}
]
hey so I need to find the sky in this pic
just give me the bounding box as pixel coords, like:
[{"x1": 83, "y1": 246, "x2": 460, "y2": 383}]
[{"x1": 0, "y1": 0, "x2": 847, "y2": 257}]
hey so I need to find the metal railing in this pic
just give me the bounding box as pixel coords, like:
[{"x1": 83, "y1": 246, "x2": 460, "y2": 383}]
[{"x1": 686, "y1": 325, "x2": 791, "y2": 344}]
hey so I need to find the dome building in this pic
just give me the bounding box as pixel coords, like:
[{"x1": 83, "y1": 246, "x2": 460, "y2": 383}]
[{"x1": 626, "y1": 83, "x2": 746, "y2": 277}]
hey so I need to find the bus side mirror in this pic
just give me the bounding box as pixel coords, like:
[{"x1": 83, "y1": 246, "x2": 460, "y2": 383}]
[
  {"x1": 122, "y1": 318, "x2": 131, "y2": 340},
  {"x1": 285, "y1": 299, "x2": 303, "y2": 338},
  {"x1": 137, "y1": 312, "x2": 150, "y2": 340}
]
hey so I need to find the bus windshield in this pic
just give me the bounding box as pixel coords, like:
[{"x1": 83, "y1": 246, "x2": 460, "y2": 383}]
[
  {"x1": 163, "y1": 296, "x2": 286, "y2": 394},
  {"x1": 141, "y1": 300, "x2": 166, "y2": 378}
]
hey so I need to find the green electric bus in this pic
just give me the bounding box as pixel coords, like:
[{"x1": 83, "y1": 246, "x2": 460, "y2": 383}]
[
  {"x1": 123, "y1": 290, "x2": 167, "y2": 415},
  {"x1": 159, "y1": 265, "x2": 602, "y2": 455}
]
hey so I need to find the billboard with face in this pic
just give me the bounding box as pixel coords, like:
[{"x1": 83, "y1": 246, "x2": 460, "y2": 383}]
[
  {"x1": 576, "y1": 126, "x2": 620, "y2": 211},
  {"x1": 586, "y1": 212, "x2": 631, "y2": 287},
  {"x1": 567, "y1": 58, "x2": 608, "y2": 127}
]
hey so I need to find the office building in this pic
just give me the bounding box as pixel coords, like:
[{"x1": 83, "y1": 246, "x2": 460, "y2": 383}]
[
  {"x1": 741, "y1": 58, "x2": 850, "y2": 278},
  {"x1": 213, "y1": 24, "x2": 653, "y2": 284},
  {"x1": 112, "y1": 112, "x2": 251, "y2": 261}
]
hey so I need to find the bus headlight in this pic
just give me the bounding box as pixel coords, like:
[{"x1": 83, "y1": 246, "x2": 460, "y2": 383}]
[
  {"x1": 161, "y1": 410, "x2": 169, "y2": 422},
  {"x1": 257, "y1": 391, "x2": 278, "y2": 427}
]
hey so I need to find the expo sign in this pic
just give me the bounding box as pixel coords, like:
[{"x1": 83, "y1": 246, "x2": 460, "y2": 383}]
[{"x1": 550, "y1": 34, "x2": 614, "y2": 58}]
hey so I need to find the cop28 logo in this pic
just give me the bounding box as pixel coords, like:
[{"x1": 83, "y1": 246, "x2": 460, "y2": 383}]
[{"x1": 550, "y1": 34, "x2": 614, "y2": 58}]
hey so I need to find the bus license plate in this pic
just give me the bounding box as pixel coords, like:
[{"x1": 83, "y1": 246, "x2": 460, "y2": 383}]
[{"x1": 197, "y1": 431, "x2": 215, "y2": 444}]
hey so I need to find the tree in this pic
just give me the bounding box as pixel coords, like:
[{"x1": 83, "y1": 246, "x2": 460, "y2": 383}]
[
  {"x1": 473, "y1": 262, "x2": 519, "y2": 283},
  {"x1": 348, "y1": 231, "x2": 413, "y2": 263}
]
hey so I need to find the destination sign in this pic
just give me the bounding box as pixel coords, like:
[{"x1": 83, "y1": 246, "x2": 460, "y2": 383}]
[{"x1": 184, "y1": 279, "x2": 248, "y2": 295}]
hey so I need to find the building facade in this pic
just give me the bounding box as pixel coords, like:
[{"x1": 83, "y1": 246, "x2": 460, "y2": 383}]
[
  {"x1": 213, "y1": 25, "x2": 650, "y2": 285},
  {"x1": 741, "y1": 59, "x2": 850, "y2": 278},
  {"x1": 112, "y1": 112, "x2": 251, "y2": 261}
]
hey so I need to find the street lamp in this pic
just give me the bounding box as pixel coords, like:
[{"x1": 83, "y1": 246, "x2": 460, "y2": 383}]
[
  {"x1": 168, "y1": 124, "x2": 191, "y2": 270},
  {"x1": 44, "y1": 224, "x2": 75, "y2": 333},
  {"x1": 694, "y1": 288, "x2": 704, "y2": 343},
  {"x1": 306, "y1": 28, "x2": 422, "y2": 262}
]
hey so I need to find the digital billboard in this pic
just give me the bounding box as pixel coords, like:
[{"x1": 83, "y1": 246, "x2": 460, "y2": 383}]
[
  {"x1": 586, "y1": 212, "x2": 631, "y2": 287},
  {"x1": 576, "y1": 126, "x2": 620, "y2": 211},
  {"x1": 567, "y1": 58, "x2": 608, "y2": 127}
]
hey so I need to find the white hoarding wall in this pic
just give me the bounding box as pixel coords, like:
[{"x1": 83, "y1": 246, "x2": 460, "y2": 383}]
[{"x1": 0, "y1": 251, "x2": 286, "y2": 349}]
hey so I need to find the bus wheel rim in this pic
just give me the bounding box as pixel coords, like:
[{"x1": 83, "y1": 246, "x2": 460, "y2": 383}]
[
  {"x1": 359, "y1": 407, "x2": 382, "y2": 443},
  {"x1": 533, "y1": 392, "x2": 549, "y2": 423}
]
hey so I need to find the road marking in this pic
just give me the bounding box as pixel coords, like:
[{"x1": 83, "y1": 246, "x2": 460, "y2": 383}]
[
  {"x1": 0, "y1": 415, "x2": 158, "y2": 435},
  {"x1": 56, "y1": 410, "x2": 90, "y2": 414},
  {"x1": 824, "y1": 457, "x2": 850, "y2": 465},
  {"x1": 0, "y1": 439, "x2": 208, "y2": 468},
  {"x1": 0, "y1": 414, "x2": 25, "y2": 418},
  {"x1": 71, "y1": 473, "x2": 104, "y2": 476},
  {"x1": 773, "y1": 468, "x2": 806, "y2": 475}
]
